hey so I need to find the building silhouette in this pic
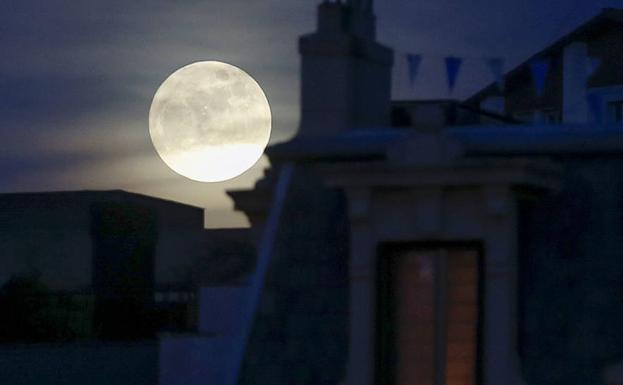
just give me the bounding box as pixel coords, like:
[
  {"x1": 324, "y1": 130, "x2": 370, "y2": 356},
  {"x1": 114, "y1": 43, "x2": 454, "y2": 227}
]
[
  {"x1": 0, "y1": 190, "x2": 254, "y2": 342},
  {"x1": 223, "y1": 3, "x2": 623, "y2": 385},
  {"x1": 468, "y1": 8, "x2": 623, "y2": 125}
]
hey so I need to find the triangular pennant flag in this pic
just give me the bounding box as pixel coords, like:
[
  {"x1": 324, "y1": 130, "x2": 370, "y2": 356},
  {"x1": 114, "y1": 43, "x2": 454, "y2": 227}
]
[
  {"x1": 587, "y1": 92, "x2": 603, "y2": 123},
  {"x1": 406, "y1": 54, "x2": 422, "y2": 87},
  {"x1": 587, "y1": 57, "x2": 601, "y2": 77},
  {"x1": 529, "y1": 58, "x2": 550, "y2": 97},
  {"x1": 487, "y1": 57, "x2": 505, "y2": 91},
  {"x1": 444, "y1": 56, "x2": 463, "y2": 93}
]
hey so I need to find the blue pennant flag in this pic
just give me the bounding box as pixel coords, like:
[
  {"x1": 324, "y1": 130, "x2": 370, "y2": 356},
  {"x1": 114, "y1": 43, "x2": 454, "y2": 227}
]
[
  {"x1": 529, "y1": 58, "x2": 550, "y2": 97},
  {"x1": 444, "y1": 56, "x2": 463, "y2": 93},
  {"x1": 587, "y1": 57, "x2": 601, "y2": 77},
  {"x1": 487, "y1": 57, "x2": 505, "y2": 91},
  {"x1": 587, "y1": 92, "x2": 603, "y2": 123},
  {"x1": 406, "y1": 54, "x2": 422, "y2": 87}
]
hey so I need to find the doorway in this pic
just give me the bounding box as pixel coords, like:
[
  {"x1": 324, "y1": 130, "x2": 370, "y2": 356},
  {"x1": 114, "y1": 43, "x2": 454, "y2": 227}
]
[{"x1": 377, "y1": 243, "x2": 483, "y2": 385}]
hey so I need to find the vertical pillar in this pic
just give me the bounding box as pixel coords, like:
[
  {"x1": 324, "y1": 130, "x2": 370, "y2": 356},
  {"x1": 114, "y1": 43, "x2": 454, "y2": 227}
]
[
  {"x1": 482, "y1": 185, "x2": 525, "y2": 385},
  {"x1": 344, "y1": 188, "x2": 376, "y2": 385}
]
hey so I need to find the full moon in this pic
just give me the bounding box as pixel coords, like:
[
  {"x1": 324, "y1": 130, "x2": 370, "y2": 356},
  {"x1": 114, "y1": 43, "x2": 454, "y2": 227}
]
[{"x1": 149, "y1": 61, "x2": 271, "y2": 182}]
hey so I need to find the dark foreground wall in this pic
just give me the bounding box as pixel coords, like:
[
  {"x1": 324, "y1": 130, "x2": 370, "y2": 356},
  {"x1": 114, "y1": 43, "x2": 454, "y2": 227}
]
[
  {"x1": 239, "y1": 165, "x2": 350, "y2": 385},
  {"x1": 0, "y1": 341, "x2": 158, "y2": 385},
  {"x1": 519, "y1": 158, "x2": 623, "y2": 385}
]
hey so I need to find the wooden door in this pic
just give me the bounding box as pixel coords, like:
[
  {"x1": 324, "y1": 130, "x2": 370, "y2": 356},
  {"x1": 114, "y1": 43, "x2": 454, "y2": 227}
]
[{"x1": 377, "y1": 245, "x2": 481, "y2": 385}]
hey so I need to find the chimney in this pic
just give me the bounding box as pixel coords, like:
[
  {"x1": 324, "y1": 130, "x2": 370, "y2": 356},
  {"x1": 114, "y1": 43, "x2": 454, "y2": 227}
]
[{"x1": 298, "y1": 0, "x2": 394, "y2": 136}]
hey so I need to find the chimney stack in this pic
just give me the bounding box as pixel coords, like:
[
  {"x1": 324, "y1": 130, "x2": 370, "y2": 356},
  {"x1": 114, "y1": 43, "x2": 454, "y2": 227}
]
[{"x1": 298, "y1": 0, "x2": 393, "y2": 136}]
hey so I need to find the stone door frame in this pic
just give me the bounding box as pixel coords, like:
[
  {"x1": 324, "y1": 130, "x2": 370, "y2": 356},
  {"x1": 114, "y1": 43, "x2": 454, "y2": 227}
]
[{"x1": 315, "y1": 158, "x2": 558, "y2": 385}]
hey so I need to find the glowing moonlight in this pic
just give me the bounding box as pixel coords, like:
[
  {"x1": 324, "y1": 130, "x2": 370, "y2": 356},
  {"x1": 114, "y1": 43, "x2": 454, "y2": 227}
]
[{"x1": 149, "y1": 61, "x2": 271, "y2": 182}]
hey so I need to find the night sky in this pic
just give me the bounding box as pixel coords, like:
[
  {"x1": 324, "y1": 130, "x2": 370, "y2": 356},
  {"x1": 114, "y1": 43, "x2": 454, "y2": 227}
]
[{"x1": 1, "y1": 0, "x2": 619, "y2": 227}]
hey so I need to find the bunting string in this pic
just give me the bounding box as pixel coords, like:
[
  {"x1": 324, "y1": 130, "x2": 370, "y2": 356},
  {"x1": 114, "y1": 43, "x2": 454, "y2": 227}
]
[
  {"x1": 396, "y1": 49, "x2": 605, "y2": 122},
  {"x1": 396, "y1": 50, "x2": 508, "y2": 94}
]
